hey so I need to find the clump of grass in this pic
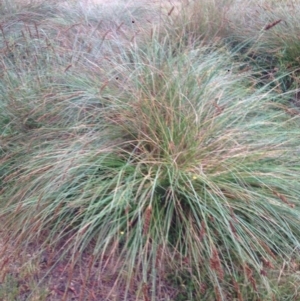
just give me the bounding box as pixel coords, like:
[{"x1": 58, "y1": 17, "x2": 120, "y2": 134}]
[
  {"x1": 1, "y1": 1, "x2": 300, "y2": 300},
  {"x1": 2, "y1": 28, "x2": 300, "y2": 300}
]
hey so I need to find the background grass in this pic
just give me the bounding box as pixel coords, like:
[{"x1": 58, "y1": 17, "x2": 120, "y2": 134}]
[{"x1": 1, "y1": 0, "x2": 300, "y2": 300}]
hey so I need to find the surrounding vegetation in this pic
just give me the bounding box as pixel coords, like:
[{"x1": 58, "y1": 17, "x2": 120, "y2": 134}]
[{"x1": 1, "y1": 0, "x2": 300, "y2": 300}]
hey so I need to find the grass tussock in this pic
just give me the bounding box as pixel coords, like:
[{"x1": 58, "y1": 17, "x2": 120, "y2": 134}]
[{"x1": 1, "y1": 0, "x2": 300, "y2": 300}]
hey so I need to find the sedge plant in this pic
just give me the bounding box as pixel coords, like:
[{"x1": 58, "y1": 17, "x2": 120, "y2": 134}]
[
  {"x1": 2, "y1": 31, "x2": 300, "y2": 300},
  {"x1": 1, "y1": 1, "x2": 300, "y2": 300}
]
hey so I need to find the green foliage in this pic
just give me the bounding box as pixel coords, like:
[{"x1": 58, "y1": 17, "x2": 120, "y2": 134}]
[{"x1": 1, "y1": 0, "x2": 300, "y2": 300}]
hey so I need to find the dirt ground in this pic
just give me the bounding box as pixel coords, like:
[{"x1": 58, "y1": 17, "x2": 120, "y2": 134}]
[{"x1": 0, "y1": 226, "x2": 178, "y2": 300}]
